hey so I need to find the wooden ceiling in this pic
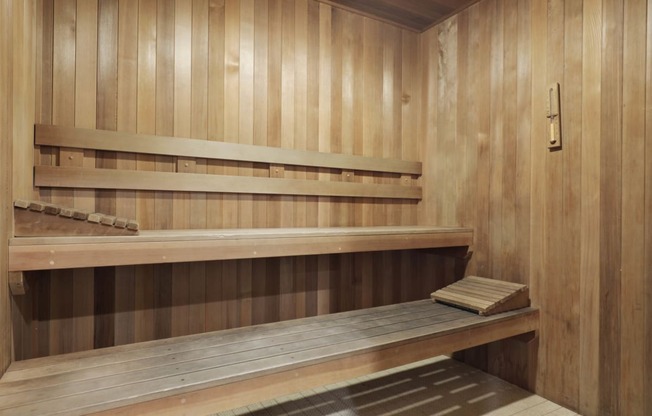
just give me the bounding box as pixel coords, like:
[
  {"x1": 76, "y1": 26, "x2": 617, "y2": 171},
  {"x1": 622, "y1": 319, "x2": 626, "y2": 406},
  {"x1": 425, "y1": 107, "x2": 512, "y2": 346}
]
[{"x1": 317, "y1": 0, "x2": 480, "y2": 32}]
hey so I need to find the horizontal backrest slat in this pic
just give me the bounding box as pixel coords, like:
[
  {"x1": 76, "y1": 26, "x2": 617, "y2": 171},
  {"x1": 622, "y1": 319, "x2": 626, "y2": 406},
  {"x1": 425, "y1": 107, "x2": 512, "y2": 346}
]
[
  {"x1": 35, "y1": 124, "x2": 422, "y2": 176},
  {"x1": 35, "y1": 166, "x2": 422, "y2": 199}
]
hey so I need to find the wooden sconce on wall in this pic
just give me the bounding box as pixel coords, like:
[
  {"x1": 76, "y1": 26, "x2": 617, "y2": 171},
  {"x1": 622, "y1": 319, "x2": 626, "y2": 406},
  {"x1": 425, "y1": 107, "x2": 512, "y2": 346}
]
[{"x1": 547, "y1": 82, "x2": 562, "y2": 150}]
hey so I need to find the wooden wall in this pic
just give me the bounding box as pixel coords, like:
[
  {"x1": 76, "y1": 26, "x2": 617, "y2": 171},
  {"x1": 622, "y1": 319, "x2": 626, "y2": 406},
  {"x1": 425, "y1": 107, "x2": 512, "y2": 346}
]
[
  {"x1": 0, "y1": 0, "x2": 13, "y2": 378},
  {"x1": 1, "y1": 0, "x2": 36, "y2": 377},
  {"x1": 421, "y1": 0, "x2": 652, "y2": 415},
  {"x1": 12, "y1": 0, "x2": 463, "y2": 361}
]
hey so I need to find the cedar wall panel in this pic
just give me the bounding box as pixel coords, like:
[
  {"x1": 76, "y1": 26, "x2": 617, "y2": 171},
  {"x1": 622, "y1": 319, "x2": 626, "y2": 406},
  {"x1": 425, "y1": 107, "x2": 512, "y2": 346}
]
[
  {"x1": 12, "y1": 0, "x2": 460, "y2": 362},
  {"x1": 421, "y1": 0, "x2": 651, "y2": 415},
  {"x1": 0, "y1": 0, "x2": 13, "y2": 377},
  {"x1": 1, "y1": 0, "x2": 36, "y2": 377}
]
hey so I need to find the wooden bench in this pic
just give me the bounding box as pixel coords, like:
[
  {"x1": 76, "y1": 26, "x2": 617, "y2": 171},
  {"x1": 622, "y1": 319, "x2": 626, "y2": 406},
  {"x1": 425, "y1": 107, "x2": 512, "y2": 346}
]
[
  {"x1": 0, "y1": 300, "x2": 538, "y2": 416},
  {"x1": 34, "y1": 124, "x2": 421, "y2": 199},
  {"x1": 2, "y1": 125, "x2": 538, "y2": 415}
]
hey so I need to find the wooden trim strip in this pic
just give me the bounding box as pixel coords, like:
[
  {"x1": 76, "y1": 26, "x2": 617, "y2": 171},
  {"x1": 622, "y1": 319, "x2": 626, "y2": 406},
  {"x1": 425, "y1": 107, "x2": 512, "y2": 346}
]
[
  {"x1": 35, "y1": 124, "x2": 422, "y2": 175},
  {"x1": 8, "y1": 227, "x2": 473, "y2": 271},
  {"x1": 35, "y1": 165, "x2": 421, "y2": 199}
]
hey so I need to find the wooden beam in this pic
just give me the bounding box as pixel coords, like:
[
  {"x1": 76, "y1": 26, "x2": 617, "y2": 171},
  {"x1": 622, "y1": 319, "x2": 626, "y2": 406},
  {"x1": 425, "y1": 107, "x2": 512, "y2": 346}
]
[
  {"x1": 35, "y1": 124, "x2": 422, "y2": 175},
  {"x1": 35, "y1": 166, "x2": 422, "y2": 200}
]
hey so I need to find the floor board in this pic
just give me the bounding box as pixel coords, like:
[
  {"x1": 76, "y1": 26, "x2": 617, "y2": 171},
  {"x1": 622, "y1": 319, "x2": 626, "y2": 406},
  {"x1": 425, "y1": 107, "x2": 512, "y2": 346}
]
[{"x1": 217, "y1": 356, "x2": 578, "y2": 416}]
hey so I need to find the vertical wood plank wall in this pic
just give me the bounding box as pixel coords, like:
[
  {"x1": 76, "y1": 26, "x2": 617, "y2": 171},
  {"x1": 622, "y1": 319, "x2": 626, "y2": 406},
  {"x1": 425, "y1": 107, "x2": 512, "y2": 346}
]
[
  {"x1": 421, "y1": 0, "x2": 651, "y2": 415},
  {"x1": 7, "y1": 1, "x2": 651, "y2": 415},
  {"x1": 0, "y1": 0, "x2": 13, "y2": 378},
  {"x1": 0, "y1": 0, "x2": 36, "y2": 377},
  {"x1": 12, "y1": 0, "x2": 458, "y2": 363}
]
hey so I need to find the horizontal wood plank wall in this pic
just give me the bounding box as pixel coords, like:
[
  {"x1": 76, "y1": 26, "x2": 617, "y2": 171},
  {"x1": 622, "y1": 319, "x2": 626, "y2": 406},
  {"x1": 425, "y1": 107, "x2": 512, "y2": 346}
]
[
  {"x1": 11, "y1": 0, "x2": 459, "y2": 364},
  {"x1": 420, "y1": 0, "x2": 651, "y2": 415},
  {"x1": 1, "y1": 0, "x2": 36, "y2": 377}
]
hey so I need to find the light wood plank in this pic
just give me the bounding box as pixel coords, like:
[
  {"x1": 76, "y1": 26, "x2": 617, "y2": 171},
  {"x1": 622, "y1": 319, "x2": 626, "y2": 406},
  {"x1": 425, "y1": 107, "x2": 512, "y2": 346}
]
[
  {"x1": 36, "y1": 124, "x2": 422, "y2": 176},
  {"x1": 9, "y1": 226, "x2": 472, "y2": 272},
  {"x1": 646, "y1": 2, "x2": 652, "y2": 414},
  {"x1": 578, "y1": 0, "x2": 601, "y2": 413},
  {"x1": 620, "y1": 0, "x2": 646, "y2": 413},
  {"x1": 0, "y1": 0, "x2": 13, "y2": 376},
  {"x1": 114, "y1": 0, "x2": 139, "y2": 347},
  {"x1": 170, "y1": 0, "x2": 192, "y2": 339},
  {"x1": 189, "y1": 0, "x2": 209, "y2": 336},
  {"x1": 50, "y1": 0, "x2": 77, "y2": 358},
  {"x1": 135, "y1": 0, "x2": 158, "y2": 344},
  {"x1": 600, "y1": 0, "x2": 623, "y2": 413},
  {"x1": 35, "y1": 165, "x2": 422, "y2": 200}
]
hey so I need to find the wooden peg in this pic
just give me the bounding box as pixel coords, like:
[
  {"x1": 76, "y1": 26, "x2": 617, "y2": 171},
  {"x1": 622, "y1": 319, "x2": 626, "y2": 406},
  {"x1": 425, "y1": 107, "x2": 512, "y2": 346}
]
[
  {"x1": 342, "y1": 170, "x2": 355, "y2": 182},
  {"x1": 270, "y1": 165, "x2": 285, "y2": 178},
  {"x1": 44, "y1": 204, "x2": 61, "y2": 215},
  {"x1": 87, "y1": 213, "x2": 102, "y2": 223},
  {"x1": 59, "y1": 207, "x2": 74, "y2": 218},
  {"x1": 13, "y1": 199, "x2": 30, "y2": 209},
  {"x1": 100, "y1": 215, "x2": 117, "y2": 226},
  {"x1": 114, "y1": 217, "x2": 129, "y2": 229},
  {"x1": 126, "y1": 220, "x2": 140, "y2": 231},
  {"x1": 29, "y1": 201, "x2": 46, "y2": 212},
  {"x1": 73, "y1": 210, "x2": 90, "y2": 221}
]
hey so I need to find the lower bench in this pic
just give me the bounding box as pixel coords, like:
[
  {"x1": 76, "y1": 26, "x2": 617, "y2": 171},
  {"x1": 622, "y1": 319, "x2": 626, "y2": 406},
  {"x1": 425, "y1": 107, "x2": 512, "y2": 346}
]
[{"x1": 0, "y1": 300, "x2": 538, "y2": 416}]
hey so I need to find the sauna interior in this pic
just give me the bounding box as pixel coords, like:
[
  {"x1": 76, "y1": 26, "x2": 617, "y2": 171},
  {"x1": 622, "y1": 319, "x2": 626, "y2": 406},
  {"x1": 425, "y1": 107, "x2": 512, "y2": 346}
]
[{"x1": 0, "y1": 0, "x2": 651, "y2": 414}]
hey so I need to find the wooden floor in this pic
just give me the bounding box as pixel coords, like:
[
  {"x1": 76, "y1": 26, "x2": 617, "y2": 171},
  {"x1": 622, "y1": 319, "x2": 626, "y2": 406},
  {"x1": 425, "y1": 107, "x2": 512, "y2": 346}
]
[{"x1": 215, "y1": 356, "x2": 578, "y2": 416}]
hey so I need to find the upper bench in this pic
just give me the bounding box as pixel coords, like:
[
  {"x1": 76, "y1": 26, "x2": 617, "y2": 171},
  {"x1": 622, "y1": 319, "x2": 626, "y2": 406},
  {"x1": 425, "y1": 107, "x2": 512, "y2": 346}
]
[
  {"x1": 9, "y1": 125, "x2": 473, "y2": 273},
  {"x1": 9, "y1": 226, "x2": 473, "y2": 272}
]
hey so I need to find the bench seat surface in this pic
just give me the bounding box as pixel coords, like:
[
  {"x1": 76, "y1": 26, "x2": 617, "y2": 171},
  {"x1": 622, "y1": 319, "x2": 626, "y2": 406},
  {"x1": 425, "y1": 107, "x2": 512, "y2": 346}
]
[
  {"x1": 9, "y1": 226, "x2": 473, "y2": 271},
  {"x1": 0, "y1": 300, "x2": 537, "y2": 416}
]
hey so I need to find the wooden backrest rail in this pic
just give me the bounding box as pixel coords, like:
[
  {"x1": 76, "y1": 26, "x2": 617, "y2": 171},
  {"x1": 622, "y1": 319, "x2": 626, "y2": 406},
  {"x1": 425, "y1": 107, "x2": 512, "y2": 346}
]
[
  {"x1": 35, "y1": 124, "x2": 422, "y2": 175},
  {"x1": 35, "y1": 124, "x2": 422, "y2": 199},
  {"x1": 34, "y1": 166, "x2": 421, "y2": 199}
]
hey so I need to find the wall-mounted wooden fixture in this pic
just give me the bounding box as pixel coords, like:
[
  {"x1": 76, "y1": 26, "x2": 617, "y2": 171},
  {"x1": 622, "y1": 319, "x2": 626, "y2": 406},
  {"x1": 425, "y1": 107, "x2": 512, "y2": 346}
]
[
  {"x1": 547, "y1": 83, "x2": 562, "y2": 150},
  {"x1": 9, "y1": 272, "x2": 27, "y2": 296}
]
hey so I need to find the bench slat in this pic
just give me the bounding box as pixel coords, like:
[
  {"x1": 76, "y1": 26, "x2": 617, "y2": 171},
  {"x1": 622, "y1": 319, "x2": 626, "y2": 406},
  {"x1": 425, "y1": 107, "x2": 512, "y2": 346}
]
[
  {"x1": 35, "y1": 165, "x2": 421, "y2": 199},
  {"x1": 35, "y1": 124, "x2": 422, "y2": 175}
]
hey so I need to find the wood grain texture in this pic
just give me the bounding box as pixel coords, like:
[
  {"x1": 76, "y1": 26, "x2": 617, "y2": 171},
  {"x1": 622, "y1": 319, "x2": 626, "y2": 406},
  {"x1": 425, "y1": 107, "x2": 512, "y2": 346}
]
[
  {"x1": 14, "y1": 3, "x2": 651, "y2": 416},
  {"x1": 579, "y1": 0, "x2": 601, "y2": 413},
  {"x1": 9, "y1": 226, "x2": 473, "y2": 272},
  {"x1": 600, "y1": 0, "x2": 623, "y2": 414},
  {"x1": 646, "y1": 4, "x2": 652, "y2": 415},
  {"x1": 0, "y1": 0, "x2": 13, "y2": 376},
  {"x1": 620, "y1": 1, "x2": 646, "y2": 414},
  {"x1": 420, "y1": 0, "x2": 652, "y2": 414},
  {"x1": 35, "y1": 124, "x2": 422, "y2": 174},
  {"x1": 34, "y1": 165, "x2": 422, "y2": 199},
  {"x1": 0, "y1": 301, "x2": 538, "y2": 415}
]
